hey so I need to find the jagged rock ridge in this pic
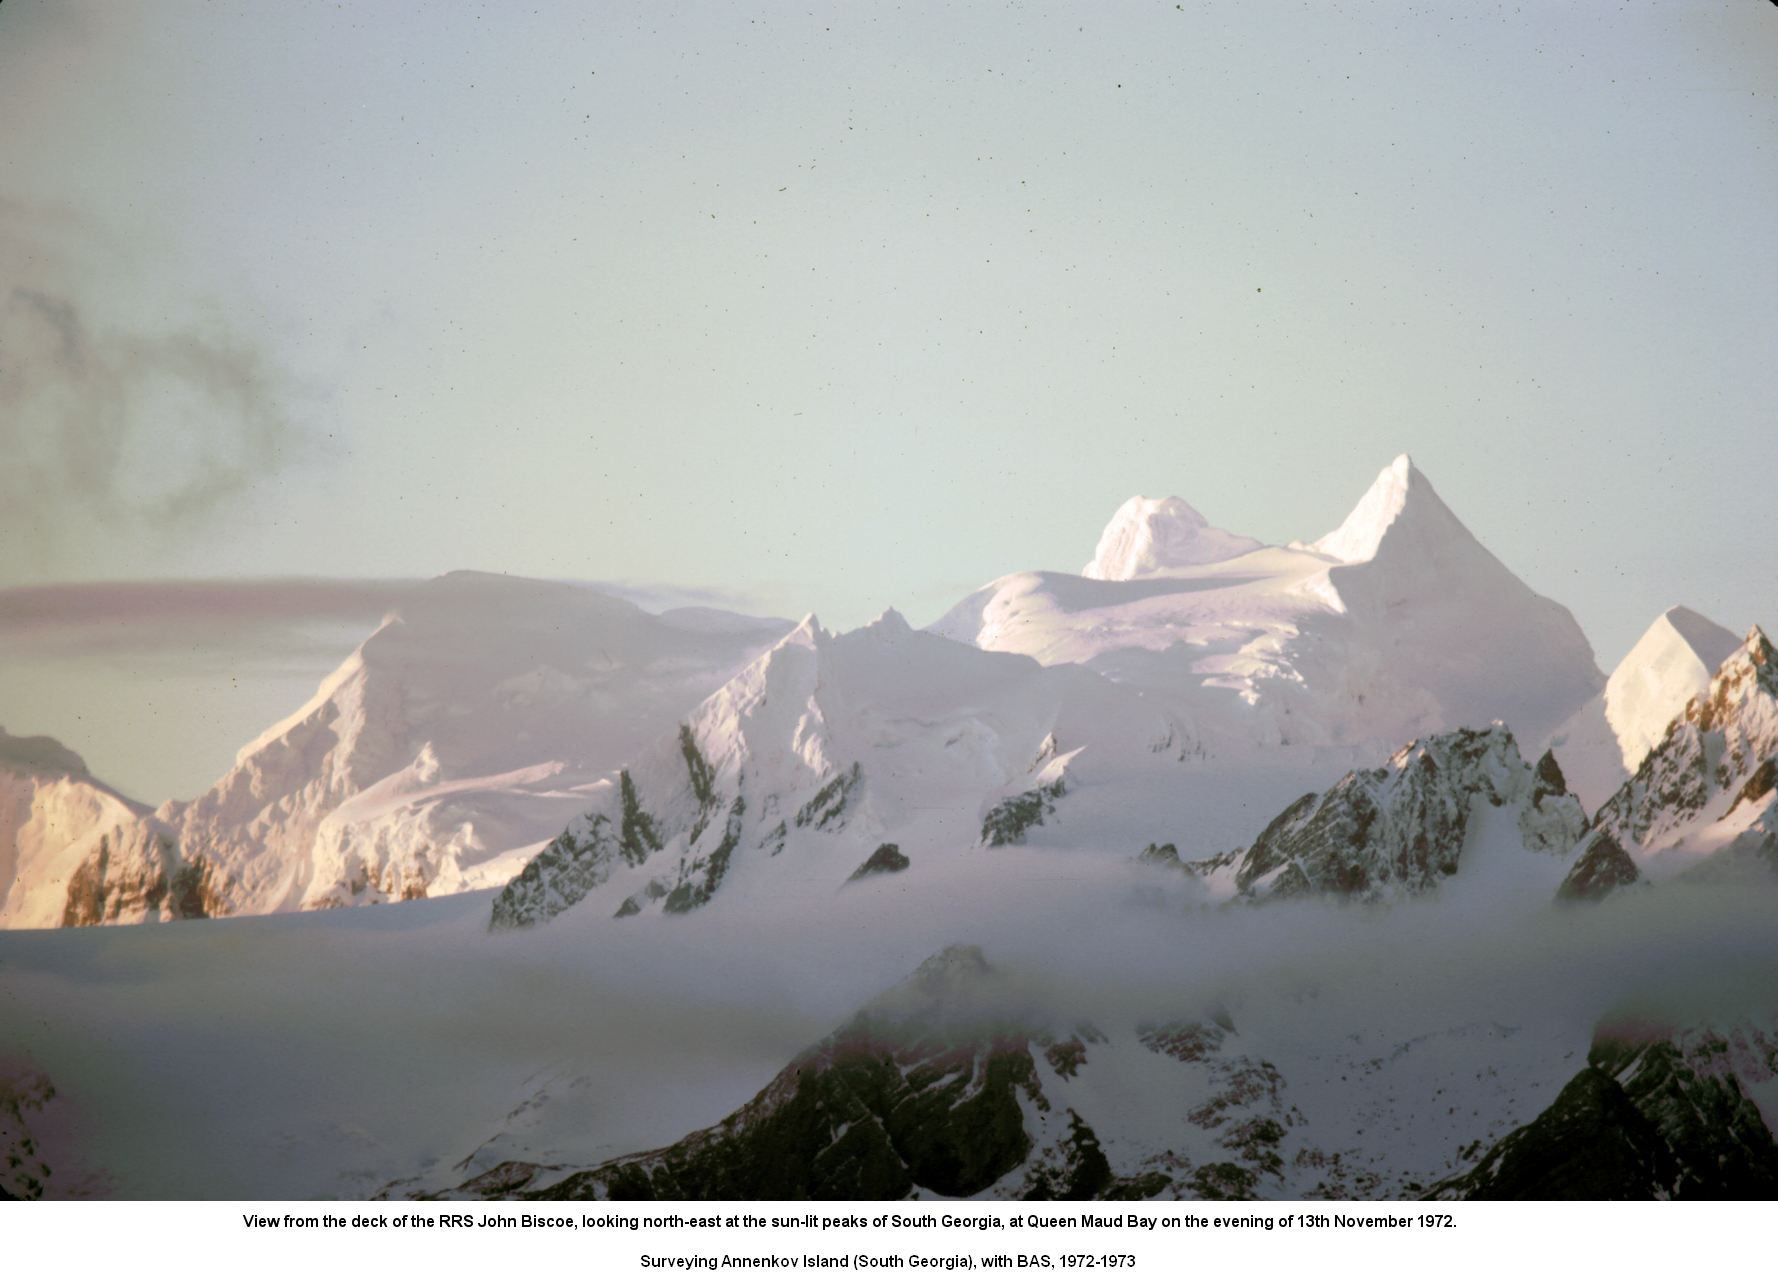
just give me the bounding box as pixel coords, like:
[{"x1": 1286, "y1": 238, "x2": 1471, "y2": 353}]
[
  {"x1": 1, "y1": 574, "x2": 790, "y2": 929},
  {"x1": 1228, "y1": 727, "x2": 1586, "y2": 900},
  {"x1": 490, "y1": 609, "x2": 1188, "y2": 928},
  {"x1": 1430, "y1": 1020, "x2": 1778, "y2": 1199},
  {"x1": 1590, "y1": 627, "x2": 1778, "y2": 880}
]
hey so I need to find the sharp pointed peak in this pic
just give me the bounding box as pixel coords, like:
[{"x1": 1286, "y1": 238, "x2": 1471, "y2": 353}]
[
  {"x1": 1310, "y1": 453, "x2": 1463, "y2": 565},
  {"x1": 1709, "y1": 622, "x2": 1775, "y2": 666},
  {"x1": 1637, "y1": 606, "x2": 1739, "y2": 668},
  {"x1": 865, "y1": 606, "x2": 912, "y2": 634},
  {"x1": 1737, "y1": 624, "x2": 1776, "y2": 664},
  {"x1": 1692, "y1": 623, "x2": 1778, "y2": 703},
  {"x1": 775, "y1": 612, "x2": 826, "y2": 649}
]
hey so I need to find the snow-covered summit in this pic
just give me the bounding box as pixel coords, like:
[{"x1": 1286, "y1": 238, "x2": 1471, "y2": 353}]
[
  {"x1": 0, "y1": 730, "x2": 150, "y2": 927},
  {"x1": 934, "y1": 455, "x2": 1603, "y2": 754},
  {"x1": 162, "y1": 572, "x2": 794, "y2": 916},
  {"x1": 0, "y1": 574, "x2": 791, "y2": 929},
  {"x1": 1605, "y1": 606, "x2": 1740, "y2": 769},
  {"x1": 1311, "y1": 453, "x2": 1428, "y2": 564},
  {"x1": 1083, "y1": 495, "x2": 1264, "y2": 580},
  {"x1": 1590, "y1": 624, "x2": 1778, "y2": 878},
  {"x1": 1546, "y1": 605, "x2": 1740, "y2": 808}
]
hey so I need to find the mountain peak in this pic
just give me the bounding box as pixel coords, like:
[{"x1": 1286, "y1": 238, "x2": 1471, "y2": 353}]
[
  {"x1": 1311, "y1": 453, "x2": 1466, "y2": 565},
  {"x1": 1646, "y1": 606, "x2": 1740, "y2": 671},
  {"x1": 1598, "y1": 605, "x2": 1739, "y2": 772},
  {"x1": 1718, "y1": 625, "x2": 1778, "y2": 693},
  {"x1": 1081, "y1": 494, "x2": 1262, "y2": 580},
  {"x1": 865, "y1": 607, "x2": 912, "y2": 636}
]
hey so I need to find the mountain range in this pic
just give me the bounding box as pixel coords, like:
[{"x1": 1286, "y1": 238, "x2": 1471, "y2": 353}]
[
  {"x1": 5, "y1": 454, "x2": 1644, "y2": 930},
  {"x1": 4, "y1": 453, "x2": 1776, "y2": 1202}
]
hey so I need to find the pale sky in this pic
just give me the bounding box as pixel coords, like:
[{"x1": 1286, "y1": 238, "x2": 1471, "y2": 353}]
[{"x1": 3, "y1": 1, "x2": 1776, "y2": 799}]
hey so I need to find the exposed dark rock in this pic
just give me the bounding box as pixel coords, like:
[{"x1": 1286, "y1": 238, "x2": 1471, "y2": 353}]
[
  {"x1": 1727, "y1": 757, "x2": 1776, "y2": 818},
  {"x1": 794, "y1": 763, "x2": 862, "y2": 832},
  {"x1": 505, "y1": 948, "x2": 1040, "y2": 1200},
  {"x1": 1234, "y1": 727, "x2": 1584, "y2": 900},
  {"x1": 846, "y1": 843, "x2": 910, "y2": 883},
  {"x1": 1426, "y1": 1068, "x2": 1677, "y2": 1200},
  {"x1": 981, "y1": 779, "x2": 1066, "y2": 847},
  {"x1": 617, "y1": 769, "x2": 663, "y2": 867},
  {"x1": 1593, "y1": 627, "x2": 1778, "y2": 850},
  {"x1": 1555, "y1": 831, "x2": 1640, "y2": 903},
  {"x1": 1138, "y1": 842, "x2": 1181, "y2": 868},
  {"x1": 1021, "y1": 1112, "x2": 1113, "y2": 1201},
  {"x1": 60, "y1": 826, "x2": 209, "y2": 927},
  {"x1": 1592, "y1": 1029, "x2": 1778, "y2": 1197},
  {"x1": 664, "y1": 796, "x2": 747, "y2": 914},
  {"x1": 1532, "y1": 749, "x2": 1569, "y2": 803},
  {"x1": 0, "y1": 1068, "x2": 55, "y2": 1201},
  {"x1": 1429, "y1": 1019, "x2": 1778, "y2": 1199},
  {"x1": 489, "y1": 814, "x2": 617, "y2": 929}
]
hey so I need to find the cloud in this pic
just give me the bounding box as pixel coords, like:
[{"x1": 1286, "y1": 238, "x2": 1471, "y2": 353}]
[
  {"x1": 575, "y1": 577, "x2": 787, "y2": 618},
  {"x1": 0, "y1": 200, "x2": 314, "y2": 576},
  {"x1": 0, "y1": 578, "x2": 412, "y2": 665}
]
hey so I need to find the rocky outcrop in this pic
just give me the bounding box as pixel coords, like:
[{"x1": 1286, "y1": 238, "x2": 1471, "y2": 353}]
[
  {"x1": 1555, "y1": 831, "x2": 1640, "y2": 903},
  {"x1": 1593, "y1": 628, "x2": 1778, "y2": 853},
  {"x1": 1233, "y1": 727, "x2": 1586, "y2": 900},
  {"x1": 490, "y1": 610, "x2": 1182, "y2": 928},
  {"x1": 847, "y1": 843, "x2": 910, "y2": 883},
  {"x1": 1429, "y1": 1019, "x2": 1778, "y2": 1199},
  {"x1": 0, "y1": 1067, "x2": 56, "y2": 1201},
  {"x1": 428, "y1": 948, "x2": 1053, "y2": 1199},
  {"x1": 408, "y1": 947, "x2": 1289, "y2": 1202},
  {"x1": 60, "y1": 822, "x2": 219, "y2": 927},
  {"x1": 980, "y1": 780, "x2": 1066, "y2": 848},
  {"x1": 0, "y1": 732, "x2": 150, "y2": 928}
]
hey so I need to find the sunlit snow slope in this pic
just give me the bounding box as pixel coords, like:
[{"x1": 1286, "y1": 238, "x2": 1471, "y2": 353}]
[
  {"x1": 932, "y1": 455, "x2": 1604, "y2": 755},
  {"x1": 0, "y1": 574, "x2": 790, "y2": 927}
]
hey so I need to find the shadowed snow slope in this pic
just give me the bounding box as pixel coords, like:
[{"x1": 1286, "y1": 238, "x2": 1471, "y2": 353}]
[
  {"x1": 1590, "y1": 627, "x2": 1778, "y2": 881},
  {"x1": 933, "y1": 455, "x2": 1603, "y2": 755},
  {"x1": 1549, "y1": 606, "x2": 1740, "y2": 809}
]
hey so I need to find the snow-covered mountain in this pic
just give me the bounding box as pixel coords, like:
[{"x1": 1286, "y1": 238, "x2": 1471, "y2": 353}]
[
  {"x1": 415, "y1": 947, "x2": 1778, "y2": 1202},
  {"x1": 1082, "y1": 495, "x2": 1264, "y2": 579},
  {"x1": 1210, "y1": 726, "x2": 1586, "y2": 902},
  {"x1": 0, "y1": 730, "x2": 157, "y2": 928},
  {"x1": 932, "y1": 455, "x2": 1604, "y2": 756},
  {"x1": 1548, "y1": 606, "x2": 1740, "y2": 810},
  {"x1": 1430, "y1": 1019, "x2": 1778, "y2": 1199},
  {"x1": 411, "y1": 945, "x2": 1323, "y2": 1201},
  {"x1": 1588, "y1": 626, "x2": 1778, "y2": 881},
  {"x1": 8, "y1": 455, "x2": 1777, "y2": 1204},
  {"x1": 1, "y1": 574, "x2": 790, "y2": 928},
  {"x1": 490, "y1": 608, "x2": 1195, "y2": 928}
]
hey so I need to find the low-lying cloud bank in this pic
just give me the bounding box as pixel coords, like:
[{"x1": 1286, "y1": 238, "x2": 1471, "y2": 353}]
[{"x1": 1, "y1": 850, "x2": 1773, "y2": 1198}]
